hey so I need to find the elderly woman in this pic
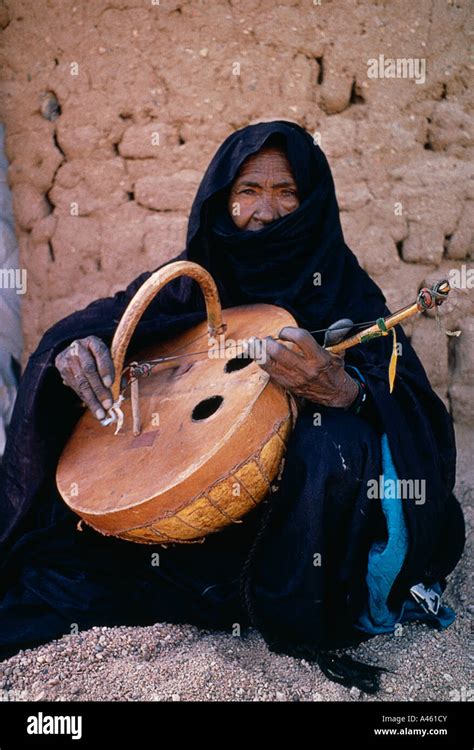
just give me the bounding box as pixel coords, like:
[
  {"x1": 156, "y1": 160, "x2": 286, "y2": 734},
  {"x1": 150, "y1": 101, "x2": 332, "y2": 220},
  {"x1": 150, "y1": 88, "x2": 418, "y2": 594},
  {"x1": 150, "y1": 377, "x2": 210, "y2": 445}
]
[{"x1": 0, "y1": 122, "x2": 465, "y2": 692}]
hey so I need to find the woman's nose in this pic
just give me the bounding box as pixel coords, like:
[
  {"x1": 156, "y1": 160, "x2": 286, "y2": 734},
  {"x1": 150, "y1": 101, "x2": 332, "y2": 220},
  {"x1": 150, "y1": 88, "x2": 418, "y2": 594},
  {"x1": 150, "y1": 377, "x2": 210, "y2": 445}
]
[{"x1": 253, "y1": 194, "x2": 278, "y2": 224}]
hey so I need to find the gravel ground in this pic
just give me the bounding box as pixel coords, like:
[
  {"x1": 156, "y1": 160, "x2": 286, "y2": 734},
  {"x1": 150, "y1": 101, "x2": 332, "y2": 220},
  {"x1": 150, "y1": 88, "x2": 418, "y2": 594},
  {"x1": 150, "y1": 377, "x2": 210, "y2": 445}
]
[{"x1": 0, "y1": 426, "x2": 471, "y2": 703}]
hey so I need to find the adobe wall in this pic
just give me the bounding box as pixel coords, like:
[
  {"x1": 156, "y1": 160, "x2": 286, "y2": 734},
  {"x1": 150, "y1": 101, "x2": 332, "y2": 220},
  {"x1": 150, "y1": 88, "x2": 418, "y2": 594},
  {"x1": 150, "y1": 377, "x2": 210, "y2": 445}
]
[{"x1": 0, "y1": 0, "x2": 471, "y2": 420}]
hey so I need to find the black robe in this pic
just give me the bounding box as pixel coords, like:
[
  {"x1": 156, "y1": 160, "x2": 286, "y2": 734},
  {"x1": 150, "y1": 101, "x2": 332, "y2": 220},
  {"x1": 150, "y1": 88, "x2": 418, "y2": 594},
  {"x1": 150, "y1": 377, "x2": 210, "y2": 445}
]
[{"x1": 0, "y1": 121, "x2": 465, "y2": 690}]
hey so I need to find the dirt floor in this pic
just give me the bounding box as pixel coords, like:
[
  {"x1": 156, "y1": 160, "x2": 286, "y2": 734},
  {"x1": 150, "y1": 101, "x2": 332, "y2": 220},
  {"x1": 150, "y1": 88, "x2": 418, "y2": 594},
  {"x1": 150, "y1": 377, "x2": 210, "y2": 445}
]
[{"x1": 0, "y1": 424, "x2": 471, "y2": 703}]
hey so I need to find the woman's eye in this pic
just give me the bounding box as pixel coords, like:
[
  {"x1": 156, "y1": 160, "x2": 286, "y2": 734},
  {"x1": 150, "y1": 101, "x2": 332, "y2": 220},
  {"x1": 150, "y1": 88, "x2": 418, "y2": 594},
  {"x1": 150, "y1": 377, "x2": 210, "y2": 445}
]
[{"x1": 239, "y1": 189, "x2": 256, "y2": 195}]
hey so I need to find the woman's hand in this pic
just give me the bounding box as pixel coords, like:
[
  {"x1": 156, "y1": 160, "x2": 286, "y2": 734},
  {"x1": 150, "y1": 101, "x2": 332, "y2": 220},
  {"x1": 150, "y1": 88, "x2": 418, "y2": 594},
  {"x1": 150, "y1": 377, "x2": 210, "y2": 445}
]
[
  {"x1": 254, "y1": 326, "x2": 358, "y2": 408},
  {"x1": 55, "y1": 336, "x2": 115, "y2": 420}
]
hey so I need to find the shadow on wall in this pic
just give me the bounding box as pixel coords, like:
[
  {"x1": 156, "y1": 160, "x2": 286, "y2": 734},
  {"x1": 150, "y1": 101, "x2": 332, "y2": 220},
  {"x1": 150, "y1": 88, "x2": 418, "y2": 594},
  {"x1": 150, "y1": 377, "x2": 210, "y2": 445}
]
[{"x1": 0, "y1": 123, "x2": 22, "y2": 459}]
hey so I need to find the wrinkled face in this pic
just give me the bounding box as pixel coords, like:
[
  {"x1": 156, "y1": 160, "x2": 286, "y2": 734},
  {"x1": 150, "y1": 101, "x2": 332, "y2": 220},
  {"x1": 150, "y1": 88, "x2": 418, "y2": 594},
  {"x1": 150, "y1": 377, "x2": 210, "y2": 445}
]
[{"x1": 227, "y1": 146, "x2": 300, "y2": 231}]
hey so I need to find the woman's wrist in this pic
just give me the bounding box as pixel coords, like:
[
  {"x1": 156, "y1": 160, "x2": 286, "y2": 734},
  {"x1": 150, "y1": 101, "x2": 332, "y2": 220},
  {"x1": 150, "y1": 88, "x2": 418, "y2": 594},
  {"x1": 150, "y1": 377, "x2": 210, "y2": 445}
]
[
  {"x1": 344, "y1": 367, "x2": 368, "y2": 415},
  {"x1": 338, "y1": 374, "x2": 360, "y2": 409}
]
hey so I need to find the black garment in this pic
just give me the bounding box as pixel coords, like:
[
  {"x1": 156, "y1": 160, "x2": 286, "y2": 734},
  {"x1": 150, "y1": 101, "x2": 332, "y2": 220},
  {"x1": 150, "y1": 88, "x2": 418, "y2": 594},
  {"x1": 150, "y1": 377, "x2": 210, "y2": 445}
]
[
  {"x1": 0, "y1": 406, "x2": 381, "y2": 661},
  {"x1": 0, "y1": 121, "x2": 465, "y2": 677}
]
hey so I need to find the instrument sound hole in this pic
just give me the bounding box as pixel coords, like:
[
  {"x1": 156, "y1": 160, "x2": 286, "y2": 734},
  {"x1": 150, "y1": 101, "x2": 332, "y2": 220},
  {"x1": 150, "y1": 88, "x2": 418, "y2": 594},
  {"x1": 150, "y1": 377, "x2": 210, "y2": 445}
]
[
  {"x1": 192, "y1": 395, "x2": 224, "y2": 421},
  {"x1": 224, "y1": 356, "x2": 253, "y2": 373}
]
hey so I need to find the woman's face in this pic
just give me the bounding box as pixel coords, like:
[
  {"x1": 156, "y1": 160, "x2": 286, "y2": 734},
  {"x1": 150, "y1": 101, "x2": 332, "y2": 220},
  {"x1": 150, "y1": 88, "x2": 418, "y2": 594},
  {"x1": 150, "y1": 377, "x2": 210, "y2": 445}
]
[{"x1": 227, "y1": 147, "x2": 300, "y2": 231}]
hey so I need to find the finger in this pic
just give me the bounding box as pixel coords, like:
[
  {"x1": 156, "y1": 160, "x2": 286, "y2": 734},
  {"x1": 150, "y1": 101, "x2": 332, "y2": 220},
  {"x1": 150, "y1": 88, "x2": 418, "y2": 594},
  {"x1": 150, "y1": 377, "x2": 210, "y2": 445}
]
[
  {"x1": 262, "y1": 335, "x2": 304, "y2": 370},
  {"x1": 55, "y1": 352, "x2": 70, "y2": 382},
  {"x1": 85, "y1": 337, "x2": 115, "y2": 389},
  {"x1": 69, "y1": 356, "x2": 107, "y2": 420},
  {"x1": 58, "y1": 362, "x2": 75, "y2": 388},
  {"x1": 76, "y1": 344, "x2": 113, "y2": 410},
  {"x1": 323, "y1": 318, "x2": 354, "y2": 347},
  {"x1": 277, "y1": 326, "x2": 325, "y2": 360}
]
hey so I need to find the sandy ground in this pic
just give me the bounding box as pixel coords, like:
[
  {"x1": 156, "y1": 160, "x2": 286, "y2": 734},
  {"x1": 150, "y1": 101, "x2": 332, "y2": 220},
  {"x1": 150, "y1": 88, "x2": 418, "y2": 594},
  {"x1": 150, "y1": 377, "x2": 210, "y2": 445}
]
[{"x1": 0, "y1": 426, "x2": 471, "y2": 703}]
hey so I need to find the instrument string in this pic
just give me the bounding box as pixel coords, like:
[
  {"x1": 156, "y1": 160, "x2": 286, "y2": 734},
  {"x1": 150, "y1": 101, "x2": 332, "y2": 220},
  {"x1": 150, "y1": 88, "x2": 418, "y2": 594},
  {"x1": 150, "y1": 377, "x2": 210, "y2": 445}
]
[
  {"x1": 119, "y1": 285, "x2": 472, "y2": 394},
  {"x1": 119, "y1": 318, "x2": 381, "y2": 392}
]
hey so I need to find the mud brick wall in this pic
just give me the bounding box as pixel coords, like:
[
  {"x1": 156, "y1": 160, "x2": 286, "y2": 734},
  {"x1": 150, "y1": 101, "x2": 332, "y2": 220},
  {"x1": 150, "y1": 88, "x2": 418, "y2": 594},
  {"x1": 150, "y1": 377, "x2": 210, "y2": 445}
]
[{"x1": 0, "y1": 0, "x2": 472, "y2": 422}]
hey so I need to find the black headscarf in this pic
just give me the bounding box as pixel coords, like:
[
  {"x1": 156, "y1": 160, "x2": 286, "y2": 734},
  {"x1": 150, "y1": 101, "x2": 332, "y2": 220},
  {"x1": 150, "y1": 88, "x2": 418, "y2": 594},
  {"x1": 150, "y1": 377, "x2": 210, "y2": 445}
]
[
  {"x1": 0, "y1": 121, "x2": 464, "y2": 646},
  {"x1": 185, "y1": 121, "x2": 383, "y2": 336}
]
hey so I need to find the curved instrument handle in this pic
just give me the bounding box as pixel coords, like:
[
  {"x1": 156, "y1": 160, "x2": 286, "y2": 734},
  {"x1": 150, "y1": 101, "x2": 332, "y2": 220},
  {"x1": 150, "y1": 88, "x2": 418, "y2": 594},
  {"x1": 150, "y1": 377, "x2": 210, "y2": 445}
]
[{"x1": 110, "y1": 260, "x2": 225, "y2": 400}]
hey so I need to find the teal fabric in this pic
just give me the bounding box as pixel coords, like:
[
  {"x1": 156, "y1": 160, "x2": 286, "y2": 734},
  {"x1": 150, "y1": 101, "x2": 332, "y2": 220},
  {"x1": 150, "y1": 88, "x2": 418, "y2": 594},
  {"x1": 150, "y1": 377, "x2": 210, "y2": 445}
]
[{"x1": 356, "y1": 433, "x2": 456, "y2": 634}]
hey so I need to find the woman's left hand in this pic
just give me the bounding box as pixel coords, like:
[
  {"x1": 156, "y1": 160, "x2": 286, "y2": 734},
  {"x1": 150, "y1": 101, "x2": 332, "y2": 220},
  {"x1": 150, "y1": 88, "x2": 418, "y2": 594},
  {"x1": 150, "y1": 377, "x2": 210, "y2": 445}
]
[{"x1": 253, "y1": 326, "x2": 359, "y2": 408}]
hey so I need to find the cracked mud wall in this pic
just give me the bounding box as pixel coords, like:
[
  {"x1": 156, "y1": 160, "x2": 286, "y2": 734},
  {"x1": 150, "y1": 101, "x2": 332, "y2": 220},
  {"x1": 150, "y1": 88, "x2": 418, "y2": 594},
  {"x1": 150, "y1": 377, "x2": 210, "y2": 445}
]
[{"x1": 0, "y1": 0, "x2": 472, "y2": 422}]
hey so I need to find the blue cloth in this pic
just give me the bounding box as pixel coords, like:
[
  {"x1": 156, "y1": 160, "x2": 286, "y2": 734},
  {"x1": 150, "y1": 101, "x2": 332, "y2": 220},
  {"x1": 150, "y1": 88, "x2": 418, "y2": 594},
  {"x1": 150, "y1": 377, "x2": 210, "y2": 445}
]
[{"x1": 356, "y1": 433, "x2": 456, "y2": 634}]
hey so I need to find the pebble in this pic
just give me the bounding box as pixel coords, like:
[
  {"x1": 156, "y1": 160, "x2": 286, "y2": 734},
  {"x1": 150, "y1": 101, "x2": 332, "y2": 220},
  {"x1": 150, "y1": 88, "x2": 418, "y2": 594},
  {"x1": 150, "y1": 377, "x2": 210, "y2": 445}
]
[{"x1": 350, "y1": 686, "x2": 360, "y2": 698}]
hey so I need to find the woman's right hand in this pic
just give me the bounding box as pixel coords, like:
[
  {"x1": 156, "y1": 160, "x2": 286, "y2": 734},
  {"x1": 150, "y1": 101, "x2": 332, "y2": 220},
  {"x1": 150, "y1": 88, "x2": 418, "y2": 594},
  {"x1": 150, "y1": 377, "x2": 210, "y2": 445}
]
[{"x1": 55, "y1": 336, "x2": 115, "y2": 420}]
